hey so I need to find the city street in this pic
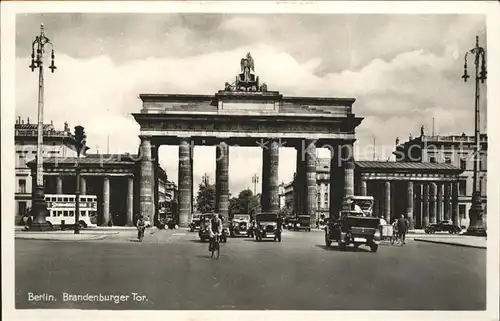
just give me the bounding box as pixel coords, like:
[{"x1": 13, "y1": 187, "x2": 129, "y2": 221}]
[{"x1": 15, "y1": 229, "x2": 486, "y2": 310}]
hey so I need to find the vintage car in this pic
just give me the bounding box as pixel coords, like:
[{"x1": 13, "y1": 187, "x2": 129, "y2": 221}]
[
  {"x1": 229, "y1": 214, "x2": 251, "y2": 237},
  {"x1": 424, "y1": 221, "x2": 462, "y2": 234},
  {"x1": 254, "y1": 213, "x2": 282, "y2": 242},
  {"x1": 324, "y1": 210, "x2": 381, "y2": 252},
  {"x1": 198, "y1": 213, "x2": 228, "y2": 243},
  {"x1": 189, "y1": 214, "x2": 202, "y2": 232},
  {"x1": 293, "y1": 215, "x2": 312, "y2": 232},
  {"x1": 286, "y1": 216, "x2": 298, "y2": 230}
]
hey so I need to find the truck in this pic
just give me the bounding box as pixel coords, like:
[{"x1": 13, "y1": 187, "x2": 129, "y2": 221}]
[{"x1": 324, "y1": 196, "x2": 381, "y2": 252}]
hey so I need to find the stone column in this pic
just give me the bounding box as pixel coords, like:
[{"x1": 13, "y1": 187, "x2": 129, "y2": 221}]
[
  {"x1": 436, "y1": 182, "x2": 443, "y2": 222},
  {"x1": 216, "y1": 142, "x2": 229, "y2": 221},
  {"x1": 261, "y1": 143, "x2": 270, "y2": 211},
  {"x1": 329, "y1": 142, "x2": 343, "y2": 217},
  {"x1": 295, "y1": 147, "x2": 305, "y2": 215},
  {"x1": 139, "y1": 136, "x2": 154, "y2": 224},
  {"x1": 126, "y1": 176, "x2": 134, "y2": 226},
  {"x1": 429, "y1": 182, "x2": 437, "y2": 224},
  {"x1": 452, "y1": 181, "x2": 459, "y2": 226},
  {"x1": 190, "y1": 144, "x2": 194, "y2": 219},
  {"x1": 415, "y1": 183, "x2": 422, "y2": 228},
  {"x1": 262, "y1": 139, "x2": 280, "y2": 214},
  {"x1": 444, "y1": 182, "x2": 451, "y2": 221},
  {"x1": 178, "y1": 138, "x2": 192, "y2": 227},
  {"x1": 343, "y1": 162, "x2": 355, "y2": 210},
  {"x1": 152, "y1": 145, "x2": 159, "y2": 226},
  {"x1": 422, "y1": 183, "x2": 430, "y2": 227},
  {"x1": 319, "y1": 183, "x2": 325, "y2": 211},
  {"x1": 80, "y1": 177, "x2": 86, "y2": 195},
  {"x1": 304, "y1": 139, "x2": 317, "y2": 221},
  {"x1": 56, "y1": 176, "x2": 63, "y2": 194},
  {"x1": 406, "y1": 181, "x2": 414, "y2": 229},
  {"x1": 360, "y1": 179, "x2": 367, "y2": 196},
  {"x1": 103, "y1": 176, "x2": 110, "y2": 226},
  {"x1": 384, "y1": 181, "x2": 391, "y2": 222}
]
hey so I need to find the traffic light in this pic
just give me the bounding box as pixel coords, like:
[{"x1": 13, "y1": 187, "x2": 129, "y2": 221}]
[{"x1": 74, "y1": 125, "x2": 87, "y2": 155}]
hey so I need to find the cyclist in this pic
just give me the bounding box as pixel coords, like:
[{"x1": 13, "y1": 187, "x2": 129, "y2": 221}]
[
  {"x1": 136, "y1": 215, "x2": 146, "y2": 241},
  {"x1": 208, "y1": 214, "x2": 223, "y2": 251}
]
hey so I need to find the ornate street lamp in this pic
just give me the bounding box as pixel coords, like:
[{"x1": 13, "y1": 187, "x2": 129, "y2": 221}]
[
  {"x1": 73, "y1": 126, "x2": 87, "y2": 234},
  {"x1": 462, "y1": 35, "x2": 487, "y2": 236},
  {"x1": 29, "y1": 23, "x2": 57, "y2": 231}
]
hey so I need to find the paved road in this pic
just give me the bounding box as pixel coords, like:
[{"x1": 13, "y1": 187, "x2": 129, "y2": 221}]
[{"x1": 15, "y1": 229, "x2": 486, "y2": 310}]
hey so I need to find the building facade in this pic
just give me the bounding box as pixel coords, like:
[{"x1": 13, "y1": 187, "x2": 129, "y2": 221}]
[
  {"x1": 282, "y1": 156, "x2": 464, "y2": 229},
  {"x1": 394, "y1": 129, "x2": 487, "y2": 228},
  {"x1": 14, "y1": 118, "x2": 81, "y2": 222},
  {"x1": 16, "y1": 119, "x2": 174, "y2": 226}
]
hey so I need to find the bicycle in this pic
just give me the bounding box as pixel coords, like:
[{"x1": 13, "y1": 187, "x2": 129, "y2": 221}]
[
  {"x1": 209, "y1": 234, "x2": 220, "y2": 259},
  {"x1": 137, "y1": 226, "x2": 145, "y2": 242}
]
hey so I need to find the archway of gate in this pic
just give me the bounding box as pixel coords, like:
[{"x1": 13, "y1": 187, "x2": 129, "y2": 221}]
[{"x1": 132, "y1": 59, "x2": 363, "y2": 227}]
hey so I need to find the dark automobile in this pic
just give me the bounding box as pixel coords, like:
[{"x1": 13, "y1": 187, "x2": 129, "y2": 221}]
[
  {"x1": 424, "y1": 221, "x2": 461, "y2": 234},
  {"x1": 229, "y1": 214, "x2": 251, "y2": 237},
  {"x1": 293, "y1": 215, "x2": 311, "y2": 232},
  {"x1": 286, "y1": 216, "x2": 297, "y2": 230},
  {"x1": 189, "y1": 214, "x2": 202, "y2": 232},
  {"x1": 324, "y1": 210, "x2": 381, "y2": 252},
  {"x1": 255, "y1": 213, "x2": 282, "y2": 242},
  {"x1": 198, "y1": 213, "x2": 228, "y2": 243}
]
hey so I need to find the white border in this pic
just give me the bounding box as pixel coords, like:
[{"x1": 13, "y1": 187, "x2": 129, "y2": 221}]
[{"x1": 1, "y1": 2, "x2": 499, "y2": 321}]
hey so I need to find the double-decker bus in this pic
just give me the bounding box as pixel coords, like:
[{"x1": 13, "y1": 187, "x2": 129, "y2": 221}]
[{"x1": 44, "y1": 194, "x2": 98, "y2": 229}]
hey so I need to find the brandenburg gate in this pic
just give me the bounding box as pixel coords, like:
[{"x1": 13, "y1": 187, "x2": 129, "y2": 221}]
[{"x1": 132, "y1": 53, "x2": 363, "y2": 227}]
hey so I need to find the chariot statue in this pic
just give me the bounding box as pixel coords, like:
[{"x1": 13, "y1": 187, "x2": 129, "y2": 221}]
[{"x1": 235, "y1": 52, "x2": 259, "y2": 91}]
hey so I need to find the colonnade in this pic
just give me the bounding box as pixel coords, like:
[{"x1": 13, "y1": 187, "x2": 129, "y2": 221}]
[
  {"x1": 50, "y1": 174, "x2": 134, "y2": 226},
  {"x1": 139, "y1": 136, "x2": 355, "y2": 227},
  {"x1": 362, "y1": 179, "x2": 460, "y2": 228}
]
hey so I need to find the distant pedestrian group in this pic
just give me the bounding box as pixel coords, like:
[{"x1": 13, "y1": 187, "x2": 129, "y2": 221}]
[{"x1": 392, "y1": 214, "x2": 409, "y2": 246}]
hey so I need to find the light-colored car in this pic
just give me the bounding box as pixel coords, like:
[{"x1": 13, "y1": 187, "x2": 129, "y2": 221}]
[{"x1": 229, "y1": 214, "x2": 251, "y2": 237}]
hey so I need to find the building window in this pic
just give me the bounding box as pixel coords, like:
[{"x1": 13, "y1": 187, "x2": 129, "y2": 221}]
[
  {"x1": 460, "y1": 158, "x2": 467, "y2": 170},
  {"x1": 317, "y1": 200, "x2": 321, "y2": 209},
  {"x1": 429, "y1": 156, "x2": 436, "y2": 163},
  {"x1": 459, "y1": 205, "x2": 466, "y2": 219},
  {"x1": 18, "y1": 201, "x2": 27, "y2": 215},
  {"x1": 480, "y1": 153, "x2": 487, "y2": 171},
  {"x1": 445, "y1": 156, "x2": 451, "y2": 164},
  {"x1": 459, "y1": 180, "x2": 467, "y2": 196},
  {"x1": 18, "y1": 179, "x2": 26, "y2": 194}
]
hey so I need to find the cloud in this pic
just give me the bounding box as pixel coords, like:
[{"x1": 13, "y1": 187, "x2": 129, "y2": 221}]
[{"x1": 15, "y1": 14, "x2": 487, "y2": 194}]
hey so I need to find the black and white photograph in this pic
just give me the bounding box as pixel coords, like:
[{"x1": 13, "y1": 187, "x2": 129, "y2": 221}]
[{"x1": 1, "y1": 1, "x2": 499, "y2": 320}]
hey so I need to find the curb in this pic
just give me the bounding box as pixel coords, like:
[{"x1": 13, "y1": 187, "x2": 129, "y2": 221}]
[
  {"x1": 15, "y1": 235, "x2": 108, "y2": 241},
  {"x1": 414, "y1": 238, "x2": 486, "y2": 249}
]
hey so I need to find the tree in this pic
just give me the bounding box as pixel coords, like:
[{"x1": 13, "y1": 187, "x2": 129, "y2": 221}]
[
  {"x1": 196, "y1": 182, "x2": 216, "y2": 213},
  {"x1": 229, "y1": 197, "x2": 243, "y2": 217}
]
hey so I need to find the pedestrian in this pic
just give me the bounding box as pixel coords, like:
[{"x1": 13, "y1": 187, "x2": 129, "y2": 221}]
[
  {"x1": 391, "y1": 218, "x2": 399, "y2": 244},
  {"x1": 397, "y1": 214, "x2": 408, "y2": 245}
]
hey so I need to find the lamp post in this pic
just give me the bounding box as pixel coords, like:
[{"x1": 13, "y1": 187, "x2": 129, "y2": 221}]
[
  {"x1": 29, "y1": 23, "x2": 57, "y2": 231},
  {"x1": 73, "y1": 126, "x2": 87, "y2": 234},
  {"x1": 462, "y1": 35, "x2": 487, "y2": 236}
]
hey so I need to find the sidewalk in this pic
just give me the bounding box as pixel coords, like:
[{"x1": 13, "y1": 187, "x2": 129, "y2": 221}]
[
  {"x1": 15, "y1": 231, "x2": 111, "y2": 241},
  {"x1": 413, "y1": 235, "x2": 486, "y2": 249}
]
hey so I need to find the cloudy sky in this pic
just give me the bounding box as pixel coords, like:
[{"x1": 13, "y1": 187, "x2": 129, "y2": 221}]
[{"x1": 15, "y1": 13, "x2": 487, "y2": 195}]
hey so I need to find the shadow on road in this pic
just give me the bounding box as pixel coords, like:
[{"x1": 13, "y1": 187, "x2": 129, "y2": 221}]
[
  {"x1": 189, "y1": 239, "x2": 208, "y2": 243},
  {"x1": 129, "y1": 239, "x2": 142, "y2": 243},
  {"x1": 315, "y1": 244, "x2": 371, "y2": 252},
  {"x1": 244, "y1": 239, "x2": 280, "y2": 243}
]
